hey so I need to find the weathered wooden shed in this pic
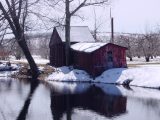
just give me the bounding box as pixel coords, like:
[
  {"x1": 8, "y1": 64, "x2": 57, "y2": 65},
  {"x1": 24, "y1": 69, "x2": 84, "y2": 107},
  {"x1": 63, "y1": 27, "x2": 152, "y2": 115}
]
[
  {"x1": 49, "y1": 26, "x2": 95, "y2": 67},
  {"x1": 71, "y1": 43, "x2": 127, "y2": 77}
]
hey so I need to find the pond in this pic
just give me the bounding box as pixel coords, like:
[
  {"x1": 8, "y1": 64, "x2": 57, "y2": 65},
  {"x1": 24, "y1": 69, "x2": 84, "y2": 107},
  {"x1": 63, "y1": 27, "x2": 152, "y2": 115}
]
[{"x1": 0, "y1": 76, "x2": 160, "y2": 120}]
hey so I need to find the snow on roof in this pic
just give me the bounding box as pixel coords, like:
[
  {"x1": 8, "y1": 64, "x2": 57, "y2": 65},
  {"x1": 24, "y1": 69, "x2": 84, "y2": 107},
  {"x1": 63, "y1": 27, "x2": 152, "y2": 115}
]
[
  {"x1": 71, "y1": 42, "x2": 107, "y2": 53},
  {"x1": 56, "y1": 26, "x2": 95, "y2": 42}
]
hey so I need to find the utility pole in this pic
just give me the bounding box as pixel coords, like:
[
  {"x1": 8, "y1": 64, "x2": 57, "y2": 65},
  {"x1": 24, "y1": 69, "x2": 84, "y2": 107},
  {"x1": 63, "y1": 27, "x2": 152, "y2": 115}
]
[{"x1": 110, "y1": 8, "x2": 114, "y2": 43}]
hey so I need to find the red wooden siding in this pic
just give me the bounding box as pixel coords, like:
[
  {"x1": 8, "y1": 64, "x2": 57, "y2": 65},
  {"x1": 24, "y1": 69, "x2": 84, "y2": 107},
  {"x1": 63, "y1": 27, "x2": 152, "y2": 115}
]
[
  {"x1": 72, "y1": 51, "x2": 93, "y2": 75},
  {"x1": 50, "y1": 44, "x2": 65, "y2": 67},
  {"x1": 49, "y1": 28, "x2": 66, "y2": 67},
  {"x1": 49, "y1": 28, "x2": 78, "y2": 67},
  {"x1": 72, "y1": 43, "x2": 127, "y2": 77}
]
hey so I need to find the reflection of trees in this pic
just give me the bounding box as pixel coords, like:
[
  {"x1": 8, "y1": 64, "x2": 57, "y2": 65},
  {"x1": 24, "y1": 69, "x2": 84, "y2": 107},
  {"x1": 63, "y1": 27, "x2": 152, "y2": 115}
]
[
  {"x1": 0, "y1": 108, "x2": 6, "y2": 120},
  {"x1": 16, "y1": 80, "x2": 39, "y2": 120},
  {"x1": 50, "y1": 85, "x2": 127, "y2": 120},
  {"x1": 136, "y1": 98, "x2": 160, "y2": 118},
  {"x1": 0, "y1": 78, "x2": 12, "y2": 91}
]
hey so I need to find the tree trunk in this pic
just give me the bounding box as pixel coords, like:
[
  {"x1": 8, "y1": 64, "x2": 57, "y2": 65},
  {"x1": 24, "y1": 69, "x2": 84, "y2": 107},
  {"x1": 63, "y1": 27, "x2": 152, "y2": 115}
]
[
  {"x1": 137, "y1": 55, "x2": 140, "y2": 58},
  {"x1": 129, "y1": 57, "x2": 133, "y2": 61},
  {"x1": 65, "y1": 0, "x2": 71, "y2": 66},
  {"x1": 145, "y1": 56, "x2": 150, "y2": 62},
  {"x1": 17, "y1": 80, "x2": 39, "y2": 120},
  {"x1": 18, "y1": 38, "x2": 39, "y2": 78},
  {"x1": 0, "y1": 1, "x2": 39, "y2": 79}
]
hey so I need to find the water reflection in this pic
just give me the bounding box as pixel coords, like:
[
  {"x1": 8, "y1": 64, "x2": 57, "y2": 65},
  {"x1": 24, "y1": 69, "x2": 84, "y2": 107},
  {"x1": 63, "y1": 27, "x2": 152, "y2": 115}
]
[
  {"x1": 16, "y1": 80, "x2": 39, "y2": 120},
  {"x1": 0, "y1": 78, "x2": 31, "y2": 120},
  {"x1": 49, "y1": 83, "x2": 127, "y2": 120},
  {"x1": 1, "y1": 77, "x2": 160, "y2": 120}
]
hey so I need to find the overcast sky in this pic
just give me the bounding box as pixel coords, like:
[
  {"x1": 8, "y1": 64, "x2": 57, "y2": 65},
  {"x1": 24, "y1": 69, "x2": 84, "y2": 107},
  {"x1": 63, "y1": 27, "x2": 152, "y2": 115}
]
[
  {"x1": 2, "y1": 0, "x2": 160, "y2": 34},
  {"x1": 72, "y1": 0, "x2": 160, "y2": 34}
]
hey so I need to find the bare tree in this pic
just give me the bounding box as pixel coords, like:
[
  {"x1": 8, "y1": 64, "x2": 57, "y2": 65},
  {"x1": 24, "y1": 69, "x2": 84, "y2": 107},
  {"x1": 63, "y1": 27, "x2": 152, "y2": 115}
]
[
  {"x1": 0, "y1": 0, "x2": 40, "y2": 78},
  {"x1": 92, "y1": 8, "x2": 103, "y2": 41},
  {"x1": 13, "y1": 42, "x2": 23, "y2": 60},
  {"x1": 139, "y1": 32, "x2": 160, "y2": 62},
  {"x1": 38, "y1": 36, "x2": 50, "y2": 59},
  {"x1": 65, "y1": 0, "x2": 109, "y2": 65},
  {"x1": 115, "y1": 35, "x2": 135, "y2": 61},
  {"x1": 27, "y1": 33, "x2": 50, "y2": 59},
  {"x1": 47, "y1": 0, "x2": 109, "y2": 65}
]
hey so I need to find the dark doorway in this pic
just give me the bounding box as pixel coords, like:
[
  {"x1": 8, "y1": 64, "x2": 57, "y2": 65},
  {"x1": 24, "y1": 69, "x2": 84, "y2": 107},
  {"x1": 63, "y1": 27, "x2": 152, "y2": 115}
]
[{"x1": 107, "y1": 51, "x2": 113, "y2": 68}]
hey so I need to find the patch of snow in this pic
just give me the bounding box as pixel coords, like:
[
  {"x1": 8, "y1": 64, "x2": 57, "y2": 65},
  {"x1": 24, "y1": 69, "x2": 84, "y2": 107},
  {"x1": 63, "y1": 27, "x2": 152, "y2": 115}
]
[
  {"x1": 46, "y1": 66, "x2": 92, "y2": 82},
  {"x1": 55, "y1": 66, "x2": 71, "y2": 73},
  {"x1": 95, "y1": 68, "x2": 127, "y2": 84},
  {"x1": 137, "y1": 64, "x2": 160, "y2": 67},
  {"x1": 0, "y1": 64, "x2": 6, "y2": 70},
  {"x1": 95, "y1": 67, "x2": 160, "y2": 88},
  {"x1": 0, "y1": 63, "x2": 19, "y2": 71},
  {"x1": 46, "y1": 65, "x2": 160, "y2": 89},
  {"x1": 56, "y1": 26, "x2": 95, "y2": 43},
  {"x1": 71, "y1": 42, "x2": 107, "y2": 53},
  {"x1": 8, "y1": 55, "x2": 49, "y2": 65}
]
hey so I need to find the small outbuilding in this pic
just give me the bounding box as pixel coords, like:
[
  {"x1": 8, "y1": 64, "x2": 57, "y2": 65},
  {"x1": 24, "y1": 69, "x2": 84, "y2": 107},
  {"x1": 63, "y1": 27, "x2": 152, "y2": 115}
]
[
  {"x1": 49, "y1": 26, "x2": 127, "y2": 77},
  {"x1": 71, "y1": 43, "x2": 127, "y2": 77},
  {"x1": 49, "y1": 26, "x2": 95, "y2": 67}
]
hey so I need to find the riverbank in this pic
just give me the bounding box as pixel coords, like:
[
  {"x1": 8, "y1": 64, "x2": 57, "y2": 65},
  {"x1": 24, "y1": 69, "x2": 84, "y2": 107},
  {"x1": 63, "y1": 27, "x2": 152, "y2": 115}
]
[
  {"x1": 46, "y1": 65, "x2": 160, "y2": 89},
  {"x1": 1, "y1": 56, "x2": 160, "y2": 89}
]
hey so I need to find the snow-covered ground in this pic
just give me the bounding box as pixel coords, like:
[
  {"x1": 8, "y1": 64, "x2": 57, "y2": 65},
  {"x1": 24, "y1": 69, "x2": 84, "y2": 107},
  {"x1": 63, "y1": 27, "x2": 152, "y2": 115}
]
[
  {"x1": 0, "y1": 63, "x2": 19, "y2": 71},
  {"x1": 127, "y1": 56, "x2": 160, "y2": 65},
  {"x1": 47, "y1": 66, "x2": 91, "y2": 82},
  {"x1": 46, "y1": 65, "x2": 160, "y2": 89},
  {"x1": 1, "y1": 55, "x2": 160, "y2": 89},
  {"x1": 1, "y1": 55, "x2": 49, "y2": 65},
  {"x1": 0, "y1": 63, "x2": 19, "y2": 78}
]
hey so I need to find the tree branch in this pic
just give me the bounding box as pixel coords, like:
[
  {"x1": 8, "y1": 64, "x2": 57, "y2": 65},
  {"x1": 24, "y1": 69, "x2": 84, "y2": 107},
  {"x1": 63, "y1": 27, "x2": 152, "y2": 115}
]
[
  {"x1": 0, "y1": 2, "x2": 17, "y2": 37},
  {"x1": 70, "y1": 0, "x2": 87, "y2": 16}
]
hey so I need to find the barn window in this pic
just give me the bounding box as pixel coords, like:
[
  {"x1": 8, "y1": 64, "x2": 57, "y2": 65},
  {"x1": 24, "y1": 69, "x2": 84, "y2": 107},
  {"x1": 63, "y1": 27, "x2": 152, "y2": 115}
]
[{"x1": 107, "y1": 51, "x2": 113, "y2": 62}]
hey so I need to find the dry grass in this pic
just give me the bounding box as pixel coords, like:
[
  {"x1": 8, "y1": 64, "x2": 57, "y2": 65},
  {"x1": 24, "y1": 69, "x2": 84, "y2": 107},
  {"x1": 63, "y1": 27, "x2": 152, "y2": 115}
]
[
  {"x1": 11, "y1": 64, "x2": 55, "y2": 80},
  {"x1": 38, "y1": 65, "x2": 55, "y2": 80}
]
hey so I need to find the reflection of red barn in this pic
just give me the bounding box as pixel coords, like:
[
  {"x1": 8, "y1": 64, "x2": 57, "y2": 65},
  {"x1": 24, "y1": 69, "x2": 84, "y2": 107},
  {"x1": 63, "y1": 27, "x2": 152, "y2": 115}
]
[
  {"x1": 50, "y1": 85, "x2": 127, "y2": 119},
  {"x1": 49, "y1": 26, "x2": 127, "y2": 77}
]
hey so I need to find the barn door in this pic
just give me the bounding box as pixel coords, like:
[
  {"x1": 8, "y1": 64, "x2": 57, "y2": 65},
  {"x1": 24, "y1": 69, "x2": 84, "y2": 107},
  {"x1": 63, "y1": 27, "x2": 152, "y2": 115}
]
[{"x1": 107, "y1": 51, "x2": 113, "y2": 68}]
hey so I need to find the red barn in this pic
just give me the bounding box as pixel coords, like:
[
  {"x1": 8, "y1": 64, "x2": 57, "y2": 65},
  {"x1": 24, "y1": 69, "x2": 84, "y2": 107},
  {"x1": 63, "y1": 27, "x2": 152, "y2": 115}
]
[
  {"x1": 71, "y1": 43, "x2": 127, "y2": 77},
  {"x1": 49, "y1": 26, "x2": 127, "y2": 77},
  {"x1": 49, "y1": 26, "x2": 95, "y2": 67}
]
